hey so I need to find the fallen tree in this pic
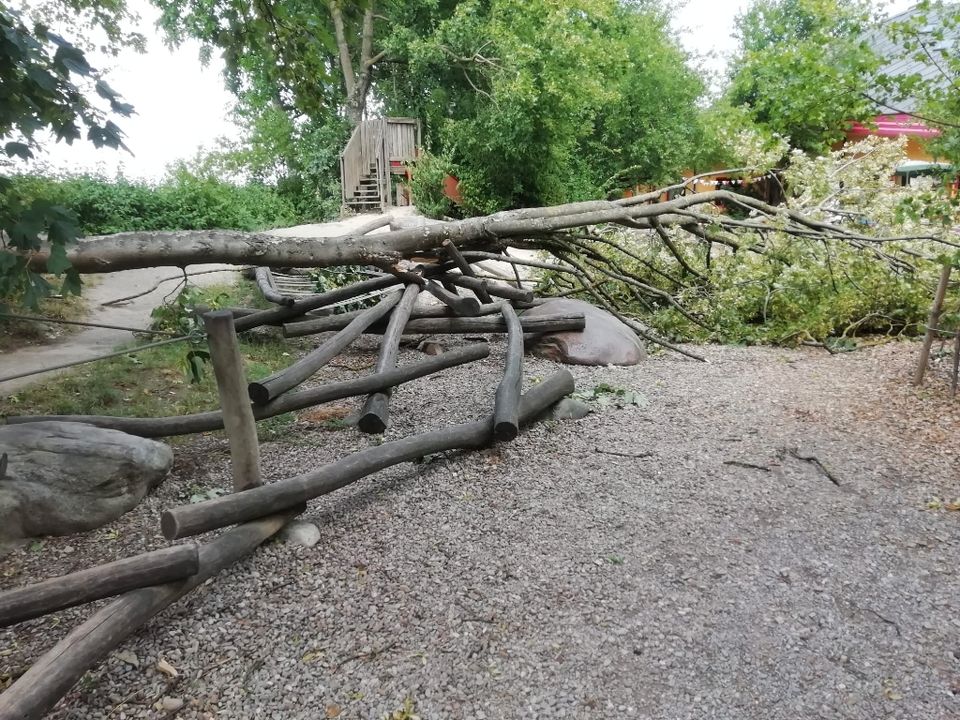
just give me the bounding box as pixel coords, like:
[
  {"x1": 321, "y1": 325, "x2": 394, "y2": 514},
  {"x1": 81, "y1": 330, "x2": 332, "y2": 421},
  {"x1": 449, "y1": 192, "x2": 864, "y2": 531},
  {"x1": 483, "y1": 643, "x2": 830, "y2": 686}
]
[{"x1": 17, "y1": 146, "x2": 954, "y2": 349}]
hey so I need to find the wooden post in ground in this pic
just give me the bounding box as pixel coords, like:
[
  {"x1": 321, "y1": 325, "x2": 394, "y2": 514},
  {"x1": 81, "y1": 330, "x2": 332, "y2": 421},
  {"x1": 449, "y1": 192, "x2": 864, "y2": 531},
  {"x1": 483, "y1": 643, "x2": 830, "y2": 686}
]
[
  {"x1": 914, "y1": 264, "x2": 953, "y2": 386},
  {"x1": 203, "y1": 310, "x2": 262, "y2": 490}
]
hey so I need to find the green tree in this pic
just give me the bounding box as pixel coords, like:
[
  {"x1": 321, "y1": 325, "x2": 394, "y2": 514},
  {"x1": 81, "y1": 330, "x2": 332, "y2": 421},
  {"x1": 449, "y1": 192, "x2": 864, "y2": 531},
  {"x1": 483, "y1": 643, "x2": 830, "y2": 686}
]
[
  {"x1": 727, "y1": 0, "x2": 881, "y2": 154},
  {"x1": 0, "y1": 3, "x2": 134, "y2": 308}
]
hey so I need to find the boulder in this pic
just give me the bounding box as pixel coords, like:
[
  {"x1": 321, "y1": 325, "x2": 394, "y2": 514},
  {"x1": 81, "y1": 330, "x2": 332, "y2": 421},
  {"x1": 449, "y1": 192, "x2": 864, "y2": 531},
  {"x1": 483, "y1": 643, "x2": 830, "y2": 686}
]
[
  {"x1": 0, "y1": 422, "x2": 173, "y2": 541},
  {"x1": 523, "y1": 298, "x2": 646, "y2": 366}
]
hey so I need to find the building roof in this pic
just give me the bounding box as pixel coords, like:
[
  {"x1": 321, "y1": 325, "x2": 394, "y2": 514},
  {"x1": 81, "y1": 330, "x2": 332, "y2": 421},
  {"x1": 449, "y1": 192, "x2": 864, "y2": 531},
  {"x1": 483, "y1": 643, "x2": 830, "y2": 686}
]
[{"x1": 862, "y1": 3, "x2": 960, "y2": 114}]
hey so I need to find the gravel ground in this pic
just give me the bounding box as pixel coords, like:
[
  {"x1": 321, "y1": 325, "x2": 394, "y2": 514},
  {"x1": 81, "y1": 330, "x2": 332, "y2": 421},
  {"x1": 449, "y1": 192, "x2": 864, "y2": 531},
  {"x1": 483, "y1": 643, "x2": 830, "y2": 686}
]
[{"x1": 2, "y1": 337, "x2": 959, "y2": 720}]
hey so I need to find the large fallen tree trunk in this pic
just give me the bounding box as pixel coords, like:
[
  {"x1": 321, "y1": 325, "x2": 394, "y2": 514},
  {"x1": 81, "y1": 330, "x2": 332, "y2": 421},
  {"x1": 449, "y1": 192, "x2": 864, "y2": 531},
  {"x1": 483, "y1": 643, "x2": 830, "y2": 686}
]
[
  {"x1": 22, "y1": 190, "x2": 938, "y2": 275},
  {"x1": 161, "y1": 369, "x2": 575, "y2": 540}
]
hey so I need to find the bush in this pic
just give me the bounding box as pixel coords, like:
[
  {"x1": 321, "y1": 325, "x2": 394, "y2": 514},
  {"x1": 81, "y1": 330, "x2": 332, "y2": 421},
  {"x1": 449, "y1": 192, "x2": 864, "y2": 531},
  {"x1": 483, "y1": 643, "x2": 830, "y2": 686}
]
[
  {"x1": 407, "y1": 151, "x2": 456, "y2": 219},
  {"x1": 2, "y1": 167, "x2": 299, "y2": 235}
]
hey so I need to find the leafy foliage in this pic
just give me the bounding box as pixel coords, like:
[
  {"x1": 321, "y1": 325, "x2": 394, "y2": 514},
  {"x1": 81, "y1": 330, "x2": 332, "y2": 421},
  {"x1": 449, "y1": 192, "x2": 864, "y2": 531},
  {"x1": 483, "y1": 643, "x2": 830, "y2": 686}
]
[
  {"x1": 538, "y1": 138, "x2": 957, "y2": 346},
  {"x1": 2, "y1": 167, "x2": 298, "y2": 235},
  {"x1": 0, "y1": 4, "x2": 135, "y2": 309},
  {"x1": 397, "y1": 0, "x2": 710, "y2": 212},
  {"x1": 726, "y1": 0, "x2": 881, "y2": 154}
]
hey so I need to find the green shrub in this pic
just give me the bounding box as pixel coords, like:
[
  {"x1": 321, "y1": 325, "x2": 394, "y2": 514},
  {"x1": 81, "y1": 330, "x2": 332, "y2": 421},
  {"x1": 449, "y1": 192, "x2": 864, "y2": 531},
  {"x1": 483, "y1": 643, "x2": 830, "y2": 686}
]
[{"x1": 407, "y1": 151, "x2": 456, "y2": 219}]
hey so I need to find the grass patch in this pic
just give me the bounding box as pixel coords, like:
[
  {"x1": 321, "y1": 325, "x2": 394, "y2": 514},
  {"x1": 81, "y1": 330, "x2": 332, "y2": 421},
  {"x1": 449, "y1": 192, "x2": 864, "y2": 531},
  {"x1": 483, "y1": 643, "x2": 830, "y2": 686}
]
[{"x1": 0, "y1": 281, "x2": 305, "y2": 441}]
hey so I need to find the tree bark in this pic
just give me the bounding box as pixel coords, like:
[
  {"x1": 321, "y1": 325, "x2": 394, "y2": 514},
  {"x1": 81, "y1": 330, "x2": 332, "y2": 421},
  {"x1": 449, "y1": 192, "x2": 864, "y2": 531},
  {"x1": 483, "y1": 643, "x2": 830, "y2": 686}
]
[
  {"x1": 204, "y1": 311, "x2": 262, "y2": 490},
  {"x1": 493, "y1": 303, "x2": 523, "y2": 441},
  {"x1": 284, "y1": 312, "x2": 585, "y2": 337},
  {"x1": 0, "y1": 545, "x2": 199, "y2": 628},
  {"x1": 247, "y1": 290, "x2": 402, "y2": 404},
  {"x1": 358, "y1": 283, "x2": 421, "y2": 434}
]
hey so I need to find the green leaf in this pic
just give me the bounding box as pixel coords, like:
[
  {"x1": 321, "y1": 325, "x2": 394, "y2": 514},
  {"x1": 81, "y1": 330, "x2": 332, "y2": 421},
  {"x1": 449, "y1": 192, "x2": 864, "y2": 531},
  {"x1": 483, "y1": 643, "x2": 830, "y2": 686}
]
[
  {"x1": 4, "y1": 141, "x2": 32, "y2": 160},
  {"x1": 46, "y1": 243, "x2": 72, "y2": 276}
]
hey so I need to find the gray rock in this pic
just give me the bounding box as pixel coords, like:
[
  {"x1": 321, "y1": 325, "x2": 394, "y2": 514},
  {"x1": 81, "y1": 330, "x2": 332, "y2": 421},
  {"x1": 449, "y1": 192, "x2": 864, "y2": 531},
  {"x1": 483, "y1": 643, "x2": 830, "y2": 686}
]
[
  {"x1": 0, "y1": 422, "x2": 173, "y2": 541},
  {"x1": 523, "y1": 298, "x2": 646, "y2": 366},
  {"x1": 550, "y1": 398, "x2": 591, "y2": 421},
  {"x1": 279, "y1": 520, "x2": 322, "y2": 548}
]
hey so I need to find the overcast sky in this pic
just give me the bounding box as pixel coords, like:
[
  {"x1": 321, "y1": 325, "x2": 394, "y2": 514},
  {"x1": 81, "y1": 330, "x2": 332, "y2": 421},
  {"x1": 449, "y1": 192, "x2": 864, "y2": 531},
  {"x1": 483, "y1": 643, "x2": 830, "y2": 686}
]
[{"x1": 18, "y1": 0, "x2": 919, "y2": 181}]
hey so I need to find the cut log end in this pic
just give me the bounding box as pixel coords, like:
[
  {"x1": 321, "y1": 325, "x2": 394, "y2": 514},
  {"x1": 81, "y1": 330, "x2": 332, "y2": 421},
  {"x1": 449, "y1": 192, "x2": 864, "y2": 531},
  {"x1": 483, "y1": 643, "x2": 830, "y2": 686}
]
[
  {"x1": 358, "y1": 392, "x2": 390, "y2": 435},
  {"x1": 247, "y1": 382, "x2": 271, "y2": 406},
  {"x1": 493, "y1": 421, "x2": 519, "y2": 442},
  {"x1": 160, "y1": 511, "x2": 180, "y2": 542}
]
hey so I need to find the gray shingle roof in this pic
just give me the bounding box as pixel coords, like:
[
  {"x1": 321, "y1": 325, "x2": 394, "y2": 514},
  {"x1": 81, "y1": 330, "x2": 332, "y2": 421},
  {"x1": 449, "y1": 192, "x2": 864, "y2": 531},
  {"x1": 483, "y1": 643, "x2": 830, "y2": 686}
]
[{"x1": 862, "y1": 3, "x2": 960, "y2": 113}]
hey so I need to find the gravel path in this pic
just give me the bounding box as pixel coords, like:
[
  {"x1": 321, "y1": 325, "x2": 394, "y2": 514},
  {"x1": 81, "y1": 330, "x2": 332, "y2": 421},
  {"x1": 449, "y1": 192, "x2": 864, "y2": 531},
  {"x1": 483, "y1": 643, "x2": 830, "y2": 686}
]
[{"x1": 1, "y1": 339, "x2": 959, "y2": 719}]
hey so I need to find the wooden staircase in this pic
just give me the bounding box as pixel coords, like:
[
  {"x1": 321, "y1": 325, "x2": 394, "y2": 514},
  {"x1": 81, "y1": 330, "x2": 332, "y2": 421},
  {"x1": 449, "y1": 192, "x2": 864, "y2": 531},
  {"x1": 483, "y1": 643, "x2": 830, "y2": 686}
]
[
  {"x1": 340, "y1": 117, "x2": 420, "y2": 213},
  {"x1": 348, "y1": 163, "x2": 384, "y2": 212}
]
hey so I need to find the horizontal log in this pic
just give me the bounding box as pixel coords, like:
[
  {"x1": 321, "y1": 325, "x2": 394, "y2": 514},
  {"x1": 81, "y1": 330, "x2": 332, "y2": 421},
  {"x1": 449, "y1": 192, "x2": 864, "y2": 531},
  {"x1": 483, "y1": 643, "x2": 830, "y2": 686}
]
[
  {"x1": 424, "y1": 280, "x2": 482, "y2": 316},
  {"x1": 161, "y1": 369, "x2": 575, "y2": 540},
  {"x1": 254, "y1": 266, "x2": 296, "y2": 306},
  {"x1": 0, "y1": 510, "x2": 300, "y2": 720},
  {"x1": 0, "y1": 544, "x2": 199, "y2": 628},
  {"x1": 248, "y1": 291, "x2": 402, "y2": 404},
  {"x1": 282, "y1": 301, "x2": 508, "y2": 338},
  {"x1": 2, "y1": 343, "x2": 490, "y2": 437},
  {"x1": 233, "y1": 275, "x2": 401, "y2": 332},
  {"x1": 284, "y1": 312, "x2": 585, "y2": 338},
  {"x1": 446, "y1": 274, "x2": 534, "y2": 303}
]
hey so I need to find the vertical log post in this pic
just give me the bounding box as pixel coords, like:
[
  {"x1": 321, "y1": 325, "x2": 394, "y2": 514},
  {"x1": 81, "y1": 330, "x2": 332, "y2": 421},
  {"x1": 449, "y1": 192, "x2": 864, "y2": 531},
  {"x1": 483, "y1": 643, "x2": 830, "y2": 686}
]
[
  {"x1": 914, "y1": 264, "x2": 953, "y2": 386},
  {"x1": 203, "y1": 310, "x2": 262, "y2": 491},
  {"x1": 493, "y1": 303, "x2": 523, "y2": 441}
]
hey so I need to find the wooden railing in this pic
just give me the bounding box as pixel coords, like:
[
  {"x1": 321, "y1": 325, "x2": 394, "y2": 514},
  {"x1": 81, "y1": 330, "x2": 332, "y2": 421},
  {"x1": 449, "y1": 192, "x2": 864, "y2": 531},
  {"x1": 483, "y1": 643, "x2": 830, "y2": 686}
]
[{"x1": 340, "y1": 118, "x2": 386, "y2": 206}]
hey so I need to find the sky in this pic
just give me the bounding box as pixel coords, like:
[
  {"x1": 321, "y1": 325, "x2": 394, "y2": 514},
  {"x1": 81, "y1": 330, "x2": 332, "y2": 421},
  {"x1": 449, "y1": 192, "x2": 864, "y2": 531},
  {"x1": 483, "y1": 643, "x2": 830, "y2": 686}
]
[{"x1": 15, "y1": 0, "x2": 920, "y2": 181}]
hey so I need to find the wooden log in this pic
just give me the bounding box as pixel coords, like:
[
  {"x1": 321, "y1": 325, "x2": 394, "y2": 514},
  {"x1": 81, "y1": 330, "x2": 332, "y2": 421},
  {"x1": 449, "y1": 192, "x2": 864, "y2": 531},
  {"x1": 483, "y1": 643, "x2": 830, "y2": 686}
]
[
  {"x1": 285, "y1": 312, "x2": 585, "y2": 338},
  {"x1": 400, "y1": 313, "x2": 583, "y2": 335},
  {"x1": 0, "y1": 510, "x2": 299, "y2": 720},
  {"x1": 493, "y1": 303, "x2": 523, "y2": 441},
  {"x1": 203, "y1": 311, "x2": 262, "y2": 490},
  {"x1": 914, "y1": 263, "x2": 953, "y2": 385},
  {"x1": 283, "y1": 302, "x2": 507, "y2": 337},
  {"x1": 443, "y1": 239, "x2": 494, "y2": 303},
  {"x1": 424, "y1": 280, "x2": 482, "y2": 316},
  {"x1": 248, "y1": 291, "x2": 402, "y2": 405},
  {"x1": 446, "y1": 274, "x2": 534, "y2": 303},
  {"x1": 3, "y1": 344, "x2": 491, "y2": 437},
  {"x1": 233, "y1": 274, "x2": 401, "y2": 332},
  {"x1": 161, "y1": 369, "x2": 575, "y2": 540},
  {"x1": 358, "y1": 284, "x2": 421, "y2": 434},
  {"x1": 0, "y1": 545, "x2": 199, "y2": 628},
  {"x1": 254, "y1": 267, "x2": 296, "y2": 306}
]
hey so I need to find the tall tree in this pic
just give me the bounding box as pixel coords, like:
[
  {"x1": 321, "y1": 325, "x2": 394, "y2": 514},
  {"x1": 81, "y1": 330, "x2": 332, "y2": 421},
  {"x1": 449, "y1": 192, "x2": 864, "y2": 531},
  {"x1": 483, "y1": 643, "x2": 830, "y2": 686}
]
[{"x1": 726, "y1": 0, "x2": 881, "y2": 154}]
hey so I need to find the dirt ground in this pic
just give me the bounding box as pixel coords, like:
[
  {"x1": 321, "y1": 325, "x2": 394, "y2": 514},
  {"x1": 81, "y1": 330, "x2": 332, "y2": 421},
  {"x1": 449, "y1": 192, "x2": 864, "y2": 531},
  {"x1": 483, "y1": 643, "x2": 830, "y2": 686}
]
[{"x1": 1, "y1": 335, "x2": 958, "y2": 719}]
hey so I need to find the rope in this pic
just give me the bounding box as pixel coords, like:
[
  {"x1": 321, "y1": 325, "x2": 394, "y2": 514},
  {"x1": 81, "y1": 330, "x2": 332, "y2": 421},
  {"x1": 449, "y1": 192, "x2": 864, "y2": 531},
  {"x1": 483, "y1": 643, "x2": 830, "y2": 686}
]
[
  {"x1": 0, "y1": 312, "x2": 180, "y2": 337},
  {"x1": 0, "y1": 334, "x2": 195, "y2": 384}
]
